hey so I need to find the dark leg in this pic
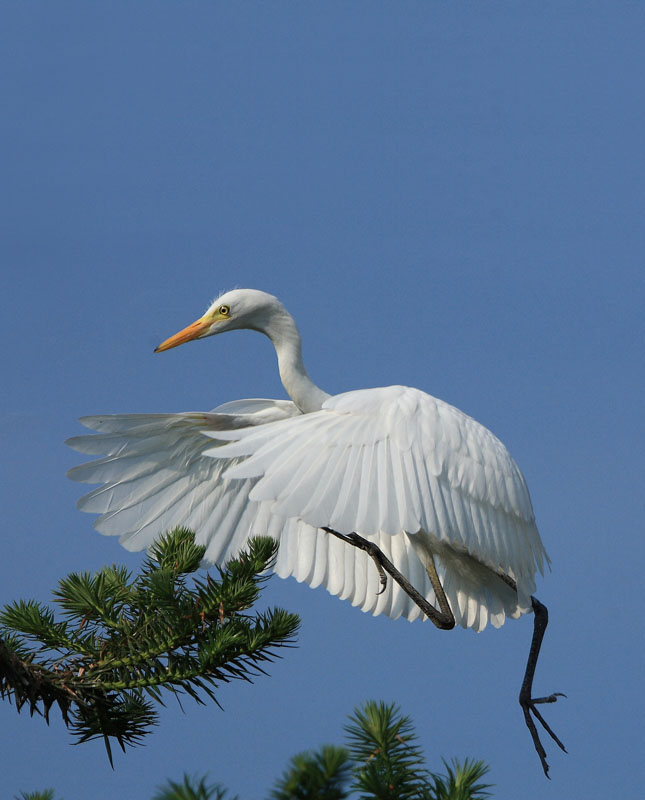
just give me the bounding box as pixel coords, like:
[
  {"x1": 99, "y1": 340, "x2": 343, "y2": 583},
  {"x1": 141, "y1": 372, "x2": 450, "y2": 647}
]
[
  {"x1": 519, "y1": 596, "x2": 567, "y2": 777},
  {"x1": 494, "y1": 571, "x2": 567, "y2": 775},
  {"x1": 322, "y1": 527, "x2": 454, "y2": 630},
  {"x1": 322, "y1": 527, "x2": 565, "y2": 776}
]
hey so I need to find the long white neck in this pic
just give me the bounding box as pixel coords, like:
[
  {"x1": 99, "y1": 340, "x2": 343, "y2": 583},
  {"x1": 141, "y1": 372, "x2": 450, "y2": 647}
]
[{"x1": 262, "y1": 310, "x2": 330, "y2": 414}]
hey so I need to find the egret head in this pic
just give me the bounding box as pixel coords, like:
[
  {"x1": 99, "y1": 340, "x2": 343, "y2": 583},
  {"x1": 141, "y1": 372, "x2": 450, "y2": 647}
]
[{"x1": 154, "y1": 289, "x2": 287, "y2": 352}]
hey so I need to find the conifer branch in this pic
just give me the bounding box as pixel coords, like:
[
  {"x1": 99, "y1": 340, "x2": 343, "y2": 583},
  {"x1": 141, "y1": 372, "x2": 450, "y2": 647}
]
[{"x1": 0, "y1": 529, "x2": 300, "y2": 764}]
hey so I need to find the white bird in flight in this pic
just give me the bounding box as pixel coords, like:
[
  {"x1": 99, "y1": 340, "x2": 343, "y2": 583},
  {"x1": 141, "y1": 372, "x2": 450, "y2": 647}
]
[{"x1": 67, "y1": 288, "x2": 565, "y2": 775}]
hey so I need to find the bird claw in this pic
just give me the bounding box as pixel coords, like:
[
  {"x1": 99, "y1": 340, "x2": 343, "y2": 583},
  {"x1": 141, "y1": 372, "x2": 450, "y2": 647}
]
[
  {"x1": 520, "y1": 691, "x2": 567, "y2": 778},
  {"x1": 343, "y1": 530, "x2": 388, "y2": 596},
  {"x1": 532, "y1": 692, "x2": 567, "y2": 705}
]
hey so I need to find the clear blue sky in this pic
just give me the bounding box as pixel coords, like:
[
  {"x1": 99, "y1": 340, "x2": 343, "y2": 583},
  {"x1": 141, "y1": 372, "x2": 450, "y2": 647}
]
[{"x1": 1, "y1": 3, "x2": 643, "y2": 798}]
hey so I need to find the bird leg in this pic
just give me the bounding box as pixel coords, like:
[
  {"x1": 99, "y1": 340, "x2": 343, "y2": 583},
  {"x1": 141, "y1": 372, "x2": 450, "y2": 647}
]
[
  {"x1": 321, "y1": 528, "x2": 389, "y2": 594},
  {"x1": 323, "y1": 528, "x2": 565, "y2": 775},
  {"x1": 494, "y1": 570, "x2": 566, "y2": 776},
  {"x1": 321, "y1": 528, "x2": 454, "y2": 630},
  {"x1": 517, "y1": 595, "x2": 567, "y2": 777}
]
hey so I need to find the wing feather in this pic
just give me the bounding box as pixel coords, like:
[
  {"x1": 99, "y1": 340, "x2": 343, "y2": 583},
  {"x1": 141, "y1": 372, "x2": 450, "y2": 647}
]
[
  {"x1": 67, "y1": 402, "x2": 299, "y2": 560},
  {"x1": 207, "y1": 385, "x2": 549, "y2": 630},
  {"x1": 68, "y1": 386, "x2": 548, "y2": 632}
]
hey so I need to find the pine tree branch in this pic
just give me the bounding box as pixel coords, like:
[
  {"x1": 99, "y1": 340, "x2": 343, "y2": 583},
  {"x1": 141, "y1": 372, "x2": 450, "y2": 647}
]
[{"x1": 1, "y1": 529, "x2": 300, "y2": 763}]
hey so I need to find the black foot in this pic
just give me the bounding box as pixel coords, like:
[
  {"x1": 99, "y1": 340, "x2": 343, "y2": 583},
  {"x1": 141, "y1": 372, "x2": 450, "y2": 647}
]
[
  {"x1": 518, "y1": 595, "x2": 567, "y2": 777},
  {"x1": 321, "y1": 527, "x2": 454, "y2": 629},
  {"x1": 322, "y1": 528, "x2": 388, "y2": 594},
  {"x1": 520, "y1": 691, "x2": 567, "y2": 777}
]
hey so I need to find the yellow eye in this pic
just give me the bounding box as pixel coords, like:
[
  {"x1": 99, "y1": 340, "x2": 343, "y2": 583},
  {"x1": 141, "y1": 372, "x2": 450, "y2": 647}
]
[{"x1": 218, "y1": 305, "x2": 230, "y2": 316}]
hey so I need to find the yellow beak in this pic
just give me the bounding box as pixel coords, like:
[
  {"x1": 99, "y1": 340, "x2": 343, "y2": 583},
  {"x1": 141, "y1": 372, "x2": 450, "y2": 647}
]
[{"x1": 154, "y1": 316, "x2": 212, "y2": 353}]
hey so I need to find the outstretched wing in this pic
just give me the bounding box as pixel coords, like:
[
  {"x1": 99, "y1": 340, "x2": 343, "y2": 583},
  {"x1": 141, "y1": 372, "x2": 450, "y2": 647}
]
[
  {"x1": 68, "y1": 387, "x2": 548, "y2": 631},
  {"x1": 206, "y1": 385, "x2": 549, "y2": 628},
  {"x1": 67, "y1": 397, "x2": 437, "y2": 625},
  {"x1": 66, "y1": 399, "x2": 299, "y2": 563}
]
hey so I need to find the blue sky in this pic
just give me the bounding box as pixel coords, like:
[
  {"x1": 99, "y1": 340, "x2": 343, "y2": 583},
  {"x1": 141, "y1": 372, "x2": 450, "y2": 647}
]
[{"x1": 1, "y1": 3, "x2": 643, "y2": 797}]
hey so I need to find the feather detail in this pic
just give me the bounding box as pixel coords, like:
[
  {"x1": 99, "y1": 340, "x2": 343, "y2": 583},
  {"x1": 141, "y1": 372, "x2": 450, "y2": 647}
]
[{"x1": 68, "y1": 386, "x2": 548, "y2": 632}]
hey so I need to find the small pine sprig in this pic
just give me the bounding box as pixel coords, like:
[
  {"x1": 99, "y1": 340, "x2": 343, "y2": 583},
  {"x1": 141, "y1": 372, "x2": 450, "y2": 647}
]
[
  {"x1": 267, "y1": 700, "x2": 493, "y2": 800},
  {"x1": 152, "y1": 773, "x2": 236, "y2": 800},
  {"x1": 428, "y1": 758, "x2": 492, "y2": 800},
  {"x1": 0, "y1": 529, "x2": 299, "y2": 764},
  {"x1": 270, "y1": 744, "x2": 352, "y2": 800},
  {"x1": 345, "y1": 700, "x2": 431, "y2": 800}
]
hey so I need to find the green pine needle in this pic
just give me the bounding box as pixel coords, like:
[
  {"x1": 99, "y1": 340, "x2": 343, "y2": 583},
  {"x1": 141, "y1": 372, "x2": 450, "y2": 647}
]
[
  {"x1": 0, "y1": 529, "x2": 299, "y2": 762},
  {"x1": 152, "y1": 773, "x2": 235, "y2": 800}
]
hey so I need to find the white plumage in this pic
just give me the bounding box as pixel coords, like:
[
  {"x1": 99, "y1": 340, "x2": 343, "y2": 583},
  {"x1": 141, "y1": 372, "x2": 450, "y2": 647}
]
[{"x1": 68, "y1": 289, "x2": 549, "y2": 633}]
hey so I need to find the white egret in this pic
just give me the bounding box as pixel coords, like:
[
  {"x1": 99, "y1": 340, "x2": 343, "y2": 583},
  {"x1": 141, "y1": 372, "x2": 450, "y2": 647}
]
[{"x1": 67, "y1": 288, "x2": 565, "y2": 775}]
